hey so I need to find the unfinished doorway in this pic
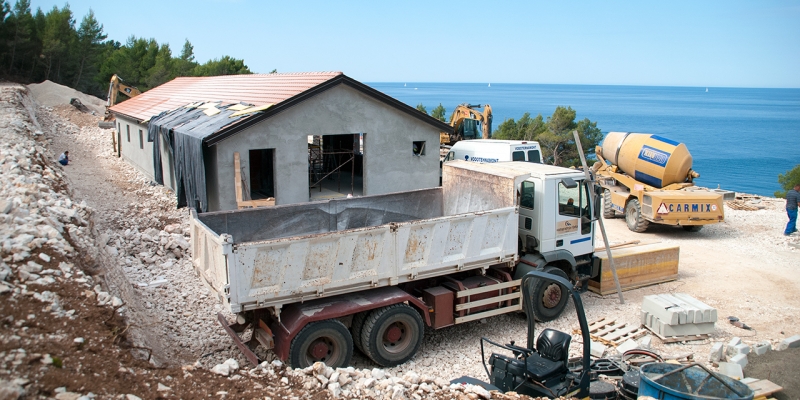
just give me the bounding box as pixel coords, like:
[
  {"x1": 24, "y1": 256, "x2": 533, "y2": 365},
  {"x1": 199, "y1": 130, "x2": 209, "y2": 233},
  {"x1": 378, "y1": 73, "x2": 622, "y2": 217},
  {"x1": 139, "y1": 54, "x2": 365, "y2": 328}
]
[
  {"x1": 249, "y1": 149, "x2": 275, "y2": 200},
  {"x1": 309, "y1": 134, "x2": 363, "y2": 200}
]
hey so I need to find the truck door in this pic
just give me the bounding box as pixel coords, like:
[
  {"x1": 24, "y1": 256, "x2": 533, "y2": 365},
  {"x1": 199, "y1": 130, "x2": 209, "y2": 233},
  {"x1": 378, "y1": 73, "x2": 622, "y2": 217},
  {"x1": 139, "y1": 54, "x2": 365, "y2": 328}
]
[{"x1": 555, "y1": 179, "x2": 594, "y2": 256}]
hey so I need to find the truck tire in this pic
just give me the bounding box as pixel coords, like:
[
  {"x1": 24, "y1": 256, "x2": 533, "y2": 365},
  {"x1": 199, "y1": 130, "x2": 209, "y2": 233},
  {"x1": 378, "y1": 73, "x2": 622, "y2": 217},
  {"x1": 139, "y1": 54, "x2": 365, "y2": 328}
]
[
  {"x1": 289, "y1": 319, "x2": 353, "y2": 369},
  {"x1": 351, "y1": 312, "x2": 368, "y2": 354},
  {"x1": 682, "y1": 225, "x2": 703, "y2": 232},
  {"x1": 530, "y1": 266, "x2": 570, "y2": 322},
  {"x1": 360, "y1": 304, "x2": 424, "y2": 367},
  {"x1": 602, "y1": 189, "x2": 616, "y2": 219},
  {"x1": 625, "y1": 198, "x2": 649, "y2": 233}
]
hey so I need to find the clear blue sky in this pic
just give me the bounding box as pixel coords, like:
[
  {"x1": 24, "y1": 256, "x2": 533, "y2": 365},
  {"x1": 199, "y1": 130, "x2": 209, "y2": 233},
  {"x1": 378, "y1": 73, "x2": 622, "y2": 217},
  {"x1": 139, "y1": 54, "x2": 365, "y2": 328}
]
[{"x1": 29, "y1": 0, "x2": 800, "y2": 88}]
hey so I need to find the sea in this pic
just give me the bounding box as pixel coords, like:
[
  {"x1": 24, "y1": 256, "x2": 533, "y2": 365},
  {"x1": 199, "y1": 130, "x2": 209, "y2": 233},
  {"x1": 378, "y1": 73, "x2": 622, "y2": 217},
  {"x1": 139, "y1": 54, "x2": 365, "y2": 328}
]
[{"x1": 369, "y1": 83, "x2": 800, "y2": 197}]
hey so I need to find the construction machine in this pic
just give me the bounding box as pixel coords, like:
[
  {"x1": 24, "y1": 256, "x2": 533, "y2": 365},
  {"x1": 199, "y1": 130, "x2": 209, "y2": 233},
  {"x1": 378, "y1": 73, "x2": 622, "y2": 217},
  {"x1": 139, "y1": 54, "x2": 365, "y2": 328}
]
[
  {"x1": 594, "y1": 132, "x2": 726, "y2": 233},
  {"x1": 440, "y1": 103, "x2": 493, "y2": 145},
  {"x1": 98, "y1": 74, "x2": 141, "y2": 128}
]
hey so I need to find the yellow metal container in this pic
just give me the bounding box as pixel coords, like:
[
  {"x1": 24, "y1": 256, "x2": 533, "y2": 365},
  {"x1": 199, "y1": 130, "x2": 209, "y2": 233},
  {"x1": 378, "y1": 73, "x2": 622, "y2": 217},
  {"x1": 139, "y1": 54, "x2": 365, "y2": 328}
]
[{"x1": 601, "y1": 132, "x2": 694, "y2": 188}]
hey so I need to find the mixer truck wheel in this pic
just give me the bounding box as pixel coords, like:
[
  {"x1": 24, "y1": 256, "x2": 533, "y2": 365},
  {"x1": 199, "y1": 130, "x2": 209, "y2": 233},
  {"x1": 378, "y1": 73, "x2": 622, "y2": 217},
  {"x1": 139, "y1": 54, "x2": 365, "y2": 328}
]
[
  {"x1": 530, "y1": 266, "x2": 570, "y2": 322},
  {"x1": 602, "y1": 189, "x2": 616, "y2": 219},
  {"x1": 360, "y1": 304, "x2": 424, "y2": 367},
  {"x1": 289, "y1": 319, "x2": 353, "y2": 369},
  {"x1": 624, "y1": 199, "x2": 649, "y2": 233}
]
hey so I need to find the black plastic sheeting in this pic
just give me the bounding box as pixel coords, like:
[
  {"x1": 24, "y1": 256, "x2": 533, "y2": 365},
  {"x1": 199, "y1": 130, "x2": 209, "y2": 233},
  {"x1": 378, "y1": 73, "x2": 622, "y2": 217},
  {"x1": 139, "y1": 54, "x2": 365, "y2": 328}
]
[
  {"x1": 198, "y1": 188, "x2": 443, "y2": 244},
  {"x1": 147, "y1": 104, "x2": 251, "y2": 212}
]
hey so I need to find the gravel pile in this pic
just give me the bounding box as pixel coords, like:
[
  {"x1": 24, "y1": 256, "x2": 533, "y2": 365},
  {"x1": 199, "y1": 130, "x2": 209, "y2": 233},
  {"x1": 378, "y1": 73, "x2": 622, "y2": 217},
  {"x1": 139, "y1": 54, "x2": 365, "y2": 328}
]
[{"x1": 27, "y1": 80, "x2": 105, "y2": 116}]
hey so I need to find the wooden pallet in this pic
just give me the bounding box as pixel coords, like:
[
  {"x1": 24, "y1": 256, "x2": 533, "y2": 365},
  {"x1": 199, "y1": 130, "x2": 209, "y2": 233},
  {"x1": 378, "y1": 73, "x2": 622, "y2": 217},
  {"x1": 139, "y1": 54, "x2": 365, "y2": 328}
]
[
  {"x1": 744, "y1": 378, "x2": 782, "y2": 398},
  {"x1": 577, "y1": 317, "x2": 648, "y2": 346},
  {"x1": 644, "y1": 324, "x2": 710, "y2": 343},
  {"x1": 726, "y1": 200, "x2": 761, "y2": 211}
]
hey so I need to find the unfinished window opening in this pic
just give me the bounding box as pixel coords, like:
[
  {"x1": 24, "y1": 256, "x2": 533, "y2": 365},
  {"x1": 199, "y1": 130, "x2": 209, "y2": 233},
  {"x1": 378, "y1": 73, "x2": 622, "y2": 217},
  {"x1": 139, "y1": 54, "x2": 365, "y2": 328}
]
[
  {"x1": 412, "y1": 141, "x2": 426, "y2": 156},
  {"x1": 126, "y1": 125, "x2": 130, "y2": 142},
  {"x1": 309, "y1": 134, "x2": 364, "y2": 200},
  {"x1": 139, "y1": 129, "x2": 143, "y2": 149},
  {"x1": 249, "y1": 149, "x2": 275, "y2": 200}
]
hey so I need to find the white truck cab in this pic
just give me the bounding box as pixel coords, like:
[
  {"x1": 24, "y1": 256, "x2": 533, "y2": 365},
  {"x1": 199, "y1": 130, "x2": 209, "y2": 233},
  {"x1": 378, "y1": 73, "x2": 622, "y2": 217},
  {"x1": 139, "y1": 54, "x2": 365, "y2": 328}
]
[{"x1": 443, "y1": 139, "x2": 542, "y2": 164}]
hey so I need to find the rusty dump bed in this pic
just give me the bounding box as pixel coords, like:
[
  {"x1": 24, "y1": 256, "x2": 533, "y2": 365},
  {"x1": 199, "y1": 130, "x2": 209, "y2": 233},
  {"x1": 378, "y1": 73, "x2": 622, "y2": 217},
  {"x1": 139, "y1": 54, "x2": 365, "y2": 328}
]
[{"x1": 190, "y1": 161, "x2": 526, "y2": 313}]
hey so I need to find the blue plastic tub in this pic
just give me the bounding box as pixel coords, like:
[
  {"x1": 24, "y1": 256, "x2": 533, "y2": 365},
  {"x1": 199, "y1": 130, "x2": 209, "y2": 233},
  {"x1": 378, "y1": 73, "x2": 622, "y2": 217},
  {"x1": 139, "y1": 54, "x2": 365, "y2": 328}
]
[{"x1": 639, "y1": 363, "x2": 753, "y2": 400}]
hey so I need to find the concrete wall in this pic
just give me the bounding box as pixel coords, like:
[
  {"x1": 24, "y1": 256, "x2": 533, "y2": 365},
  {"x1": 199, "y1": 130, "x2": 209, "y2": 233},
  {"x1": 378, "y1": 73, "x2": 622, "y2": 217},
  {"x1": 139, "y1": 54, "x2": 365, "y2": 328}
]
[
  {"x1": 117, "y1": 116, "x2": 155, "y2": 179},
  {"x1": 209, "y1": 84, "x2": 440, "y2": 211},
  {"x1": 116, "y1": 116, "x2": 175, "y2": 191}
]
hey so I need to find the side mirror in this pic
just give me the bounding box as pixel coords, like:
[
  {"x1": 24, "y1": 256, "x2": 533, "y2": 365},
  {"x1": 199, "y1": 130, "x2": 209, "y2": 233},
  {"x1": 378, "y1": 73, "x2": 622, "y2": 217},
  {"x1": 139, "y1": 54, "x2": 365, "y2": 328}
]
[{"x1": 561, "y1": 177, "x2": 578, "y2": 189}]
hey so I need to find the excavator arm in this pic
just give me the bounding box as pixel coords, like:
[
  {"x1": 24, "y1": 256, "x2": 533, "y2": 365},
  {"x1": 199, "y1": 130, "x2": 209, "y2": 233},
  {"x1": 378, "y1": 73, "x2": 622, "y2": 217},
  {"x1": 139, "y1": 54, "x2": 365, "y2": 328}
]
[{"x1": 104, "y1": 75, "x2": 141, "y2": 119}]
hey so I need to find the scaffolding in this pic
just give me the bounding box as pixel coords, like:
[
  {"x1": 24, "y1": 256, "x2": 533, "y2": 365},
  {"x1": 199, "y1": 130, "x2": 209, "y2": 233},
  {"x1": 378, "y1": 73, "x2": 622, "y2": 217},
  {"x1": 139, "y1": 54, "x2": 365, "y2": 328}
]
[{"x1": 308, "y1": 137, "x2": 355, "y2": 195}]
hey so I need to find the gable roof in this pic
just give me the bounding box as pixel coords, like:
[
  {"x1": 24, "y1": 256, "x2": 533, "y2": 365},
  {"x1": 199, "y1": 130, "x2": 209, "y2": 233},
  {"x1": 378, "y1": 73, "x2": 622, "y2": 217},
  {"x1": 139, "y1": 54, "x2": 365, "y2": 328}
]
[
  {"x1": 204, "y1": 74, "x2": 452, "y2": 145},
  {"x1": 110, "y1": 72, "x2": 453, "y2": 146},
  {"x1": 109, "y1": 72, "x2": 343, "y2": 121}
]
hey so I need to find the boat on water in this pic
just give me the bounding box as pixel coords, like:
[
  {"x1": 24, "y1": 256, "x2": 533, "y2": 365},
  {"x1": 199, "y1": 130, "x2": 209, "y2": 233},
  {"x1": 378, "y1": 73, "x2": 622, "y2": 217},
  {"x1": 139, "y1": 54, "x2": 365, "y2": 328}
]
[
  {"x1": 488, "y1": 83, "x2": 491, "y2": 87},
  {"x1": 705, "y1": 87, "x2": 708, "y2": 92}
]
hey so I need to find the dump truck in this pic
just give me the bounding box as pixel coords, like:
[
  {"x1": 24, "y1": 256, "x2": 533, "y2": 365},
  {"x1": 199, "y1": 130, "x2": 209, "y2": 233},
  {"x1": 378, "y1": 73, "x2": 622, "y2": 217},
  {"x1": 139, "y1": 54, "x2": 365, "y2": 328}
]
[
  {"x1": 190, "y1": 161, "x2": 629, "y2": 369},
  {"x1": 594, "y1": 132, "x2": 725, "y2": 232}
]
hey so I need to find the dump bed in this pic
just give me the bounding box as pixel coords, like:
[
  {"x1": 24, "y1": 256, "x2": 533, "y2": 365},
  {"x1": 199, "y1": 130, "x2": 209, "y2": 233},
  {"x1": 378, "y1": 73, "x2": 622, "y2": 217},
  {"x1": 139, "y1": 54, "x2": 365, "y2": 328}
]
[{"x1": 191, "y1": 161, "x2": 527, "y2": 313}]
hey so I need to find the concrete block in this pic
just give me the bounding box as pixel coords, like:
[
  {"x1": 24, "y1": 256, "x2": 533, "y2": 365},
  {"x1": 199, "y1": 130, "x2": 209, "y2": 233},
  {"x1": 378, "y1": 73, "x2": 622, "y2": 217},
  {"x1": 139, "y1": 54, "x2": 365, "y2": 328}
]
[
  {"x1": 659, "y1": 293, "x2": 694, "y2": 323},
  {"x1": 641, "y1": 310, "x2": 648, "y2": 325},
  {"x1": 709, "y1": 342, "x2": 724, "y2": 363},
  {"x1": 653, "y1": 318, "x2": 715, "y2": 336},
  {"x1": 726, "y1": 337, "x2": 742, "y2": 357},
  {"x1": 729, "y1": 353, "x2": 748, "y2": 368},
  {"x1": 732, "y1": 343, "x2": 750, "y2": 356},
  {"x1": 672, "y1": 293, "x2": 718, "y2": 322},
  {"x1": 753, "y1": 341, "x2": 771, "y2": 356},
  {"x1": 776, "y1": 334, "x2": 800, "y2": 351},
  {"x1": 638, "y1": 335, "x2": 652, "y2": 350},
  {"x1": 641, "y1": 295, "x2": 684, "y2": 325},
  {"x1": 590, "y1": 341, "x2": 606, "y2": 358},
  {"x1": 616, "y1": 339, "x2": 638, "y2": 355},
  {"x1": 718, "y1": 362, "x2": 743, "y2": 380}
]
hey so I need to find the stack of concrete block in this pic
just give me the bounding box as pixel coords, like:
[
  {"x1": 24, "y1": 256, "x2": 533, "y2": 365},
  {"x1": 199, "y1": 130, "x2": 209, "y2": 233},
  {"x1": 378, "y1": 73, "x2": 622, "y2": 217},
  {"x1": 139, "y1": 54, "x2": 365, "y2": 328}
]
[{"x1": 641, "y1": 293, "x2": 717, "y2": 337}]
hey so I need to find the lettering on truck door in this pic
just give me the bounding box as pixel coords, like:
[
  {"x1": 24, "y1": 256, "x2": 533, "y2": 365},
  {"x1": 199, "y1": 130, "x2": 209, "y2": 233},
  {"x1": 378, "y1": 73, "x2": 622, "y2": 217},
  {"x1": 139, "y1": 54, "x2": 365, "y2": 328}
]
[{"x1": 555, "y1": 179, "x2": 594, "y2": 255}]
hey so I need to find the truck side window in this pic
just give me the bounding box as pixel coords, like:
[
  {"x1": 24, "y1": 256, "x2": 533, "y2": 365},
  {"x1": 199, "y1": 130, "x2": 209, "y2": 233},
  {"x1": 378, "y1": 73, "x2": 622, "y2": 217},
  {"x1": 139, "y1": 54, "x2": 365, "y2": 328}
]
[
  {"x1": 520, "y1": 181, "x2": 534, "y2": 209},
  {"x1": 512, "y1": 151, "x2": 525, "y2": 161},
  {"x1": 528, "y1": 150, "x2": 541, "y2": 163},
  {"x1": 558, "y1": 182, "x2": 581, "y2": 217}
]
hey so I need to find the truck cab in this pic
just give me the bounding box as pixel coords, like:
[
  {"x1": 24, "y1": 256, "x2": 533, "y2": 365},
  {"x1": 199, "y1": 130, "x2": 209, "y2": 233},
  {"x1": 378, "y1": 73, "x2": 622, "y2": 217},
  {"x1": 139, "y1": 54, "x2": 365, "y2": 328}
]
[{"x1": 489, "y1": 162, "x2": 600, "y2": 321}]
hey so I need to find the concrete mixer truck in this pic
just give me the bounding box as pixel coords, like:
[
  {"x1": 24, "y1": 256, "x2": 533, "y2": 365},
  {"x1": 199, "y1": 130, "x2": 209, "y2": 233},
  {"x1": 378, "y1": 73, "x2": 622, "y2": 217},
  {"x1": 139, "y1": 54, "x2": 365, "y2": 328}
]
[{"x1": 594, "y1": 132, "x2": 724, "y2": 232}]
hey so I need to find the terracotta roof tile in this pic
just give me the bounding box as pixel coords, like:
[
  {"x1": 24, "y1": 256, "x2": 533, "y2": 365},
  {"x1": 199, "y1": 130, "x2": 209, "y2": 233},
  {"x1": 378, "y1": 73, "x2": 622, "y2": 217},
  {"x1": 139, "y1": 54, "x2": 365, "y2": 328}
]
[{"x1": 110, "y1": 72, "x2": 343, "y2": 121}]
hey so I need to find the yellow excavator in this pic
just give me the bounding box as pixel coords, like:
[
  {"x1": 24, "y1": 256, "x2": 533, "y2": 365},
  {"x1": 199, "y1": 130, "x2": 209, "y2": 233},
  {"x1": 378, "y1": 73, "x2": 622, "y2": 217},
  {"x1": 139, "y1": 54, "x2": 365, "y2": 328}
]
[
  {"x1": 98, "y1": 74, "x2": 141, "y2": 128},
  {"x1": 440, "y1": 103, "x2": 492, "y2": 145}
]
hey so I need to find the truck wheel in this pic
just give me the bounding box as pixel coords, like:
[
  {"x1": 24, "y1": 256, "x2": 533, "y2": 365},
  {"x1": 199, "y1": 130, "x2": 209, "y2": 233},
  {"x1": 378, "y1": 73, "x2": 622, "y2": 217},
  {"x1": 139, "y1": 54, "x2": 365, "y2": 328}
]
[
  {"x1": 530, "y1": 266, "x2": 570, "y2": 322},
  {"x1": 682, "y1": 225, "x2": 703, "y2": 232},
  {"x1": 289, "y1": 319, "x2": 353, "y2": 368},
  {"x1": 602, "y1": 189, "x2": 616, "y2": 219},
  {"x1": 360, "y1": 304, "x2": 424, "y2": 367},
  {"x1": 625, "y1": 199, "x2": 649, "y2": 233},
  {"x1": 351, "y1": 312, "x2": 368, "y2": 353}
]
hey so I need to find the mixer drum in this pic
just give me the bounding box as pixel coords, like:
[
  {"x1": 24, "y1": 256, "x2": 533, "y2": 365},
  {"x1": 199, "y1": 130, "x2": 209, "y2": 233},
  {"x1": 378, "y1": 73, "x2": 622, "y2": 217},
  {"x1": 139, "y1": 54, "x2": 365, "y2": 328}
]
[{"x1": 601, "y1": 132, "x2": 694, "y2": 188}]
